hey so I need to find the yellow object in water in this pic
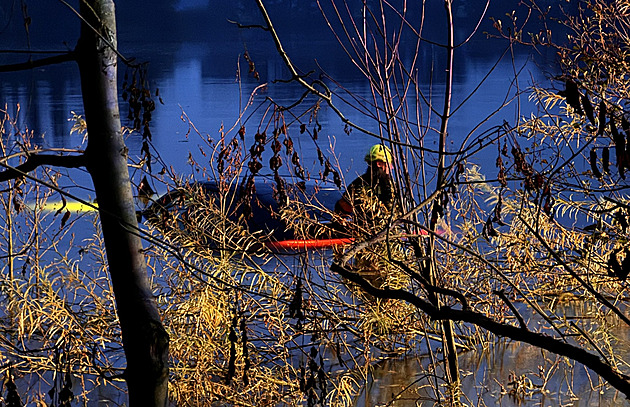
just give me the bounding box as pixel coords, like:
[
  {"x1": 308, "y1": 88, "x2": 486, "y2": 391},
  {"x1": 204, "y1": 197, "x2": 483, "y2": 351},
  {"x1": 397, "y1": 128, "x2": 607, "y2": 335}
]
[{"x1": 29, "y1": 201, "x2": 99, "y2": 213}]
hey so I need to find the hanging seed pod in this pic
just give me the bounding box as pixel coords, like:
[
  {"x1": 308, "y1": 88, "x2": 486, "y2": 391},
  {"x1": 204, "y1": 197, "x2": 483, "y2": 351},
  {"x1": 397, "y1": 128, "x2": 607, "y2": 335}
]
[
  {"x1": 333, "y1": 169, "x2": 342, "y2": 189},
  {"x1": 318, "y1": 355, "x2": 328, "y2": 398},
  {"x1": 225, "y1": 315, "x2": 239, "y2": 384},
  {"x1": 271, "y1": 139, "x2": 282, "y2": 154},
  {"x1": 60, "y1": 210, "x2": 71, "y2": 228},
  {"x1": 616, "y1": 210, "x2": 629, "y2": 233},
  {"x1": 582, "y1": 93, "x2": 595, "y2": 124},
  {"x1": 288, "y1": 279, "x2": 304, "y2": 320},
  {"x1": 292, "y1": 152, "x2": 300, "y2": 166},
  {"x1": 283, "y1": 137, "x2": 294, "y2": 155},
  {"x1": 255, "y1": 132, "x2": 266, "y2": 144},
  {"x1": 543, "y1": 193, "x2": 554, "y2": 218},
  {"x1": 559, "y1": 79, "x2": 583, "y2": 114},
  {"x1": 269, "y1": 155, "x2": 282, "y2": 171},
  {"x1": 58, "y1": 370, "x2": 74, "y2": 406},
  {"x1": 323, "y1": 160, "x2": 333, "y2": 179},
  {"x1": 493, "y1": 192, "x2": 506, "y2": 226},
  {"x1": 248, "y1": 160, "x2": 262, "y2": 174},
  {"x1": 482, "y1": 215, "x2": 498, "y2": 239},
  {"x1": 608, "y1": 251, "x2": 623, "y2": 279},
  {"x1": 589, "y1": 148, "x2": 602, "y2": 178},
  {"x1": 5, "y1": 371, "x2": 23, "y2": 407},
  {"x1": 241, "y1": 317, "x2": 250, "y2": 386},
  {"x1": 611, "y1": 114, "x2": 626, "y2": 178},
  {"x1": 598, "y1": 101, "x2": 607, "y2": 136},
  {"x1": 316, "y1": 147, "x2": 324, "y2": 166},
  {"x1": 299, "y1": 365, "x2": 306, "y2": 392}
]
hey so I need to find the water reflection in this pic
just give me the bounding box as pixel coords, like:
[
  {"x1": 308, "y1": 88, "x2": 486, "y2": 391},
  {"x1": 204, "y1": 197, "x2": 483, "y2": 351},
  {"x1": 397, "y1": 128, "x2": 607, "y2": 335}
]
[
  {"x1": 0, "y1": 26, "x2": 547, "y2": 186},
  {"x1": 356, "y1": 328, "x2": 629, "y2": 406}
]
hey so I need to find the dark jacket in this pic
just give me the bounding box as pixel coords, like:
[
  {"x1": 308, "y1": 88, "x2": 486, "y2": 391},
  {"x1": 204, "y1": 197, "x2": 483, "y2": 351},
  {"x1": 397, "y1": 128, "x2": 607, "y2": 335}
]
[{"x1": 335, "y1": 165, "x2": 395, "y2": 231}]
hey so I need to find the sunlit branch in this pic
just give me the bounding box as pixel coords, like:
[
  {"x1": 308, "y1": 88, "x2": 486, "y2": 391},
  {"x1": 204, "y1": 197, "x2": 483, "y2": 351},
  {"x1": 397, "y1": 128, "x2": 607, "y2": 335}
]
[
  {"x1": 520, "y1": 216, "x2": 630, "y2": 327},
  {"x1": 409, "y1": 222, "x2": 569, "y2": 339},
  {"x1": 330, "y1": 259, "x2": 630, "y2": 398},
  {"x1": 0, "y1": 154, "x2": 288, "y2": 308},
  {"x1": 570, "y1": 321, "x2": 613, "y2": 367},
  {"x1": 392, "y1": 257, "x2": 469, "y2": 309},
  {"x1": 334, "y1": 186, "x2": 443, "y2": 267}
]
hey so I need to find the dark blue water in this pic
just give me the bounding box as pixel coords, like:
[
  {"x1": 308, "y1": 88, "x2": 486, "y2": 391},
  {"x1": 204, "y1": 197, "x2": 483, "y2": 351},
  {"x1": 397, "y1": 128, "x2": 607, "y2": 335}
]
[
  {"x1": 0, "y1": 2, "x2": 583, "y2": 405},
  {"x1": 0, "y1": 1, "x2": 553, "y2": 198}
]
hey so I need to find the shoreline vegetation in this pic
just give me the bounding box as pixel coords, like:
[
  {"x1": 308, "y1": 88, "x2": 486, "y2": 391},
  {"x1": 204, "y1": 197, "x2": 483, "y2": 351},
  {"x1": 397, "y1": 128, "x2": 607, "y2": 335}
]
[{"x1": 1, "y1": 0, "x2": 630, "y2": 405}]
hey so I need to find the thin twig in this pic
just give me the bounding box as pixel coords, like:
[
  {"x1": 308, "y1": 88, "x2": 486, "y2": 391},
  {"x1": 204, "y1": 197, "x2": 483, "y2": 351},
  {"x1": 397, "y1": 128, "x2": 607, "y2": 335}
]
[
  {"x1": 520, "y1": 216, "x2": 630, "y2": 327},
  {"x1": 493, "y1": 289, "x2": 527, "y2": 330}
]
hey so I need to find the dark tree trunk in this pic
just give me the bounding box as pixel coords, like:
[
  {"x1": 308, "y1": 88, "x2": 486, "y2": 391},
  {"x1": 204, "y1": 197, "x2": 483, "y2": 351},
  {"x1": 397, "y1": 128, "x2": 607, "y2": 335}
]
[{"x1": 76, "y1": 1, "x2": 169, "y2": 404}]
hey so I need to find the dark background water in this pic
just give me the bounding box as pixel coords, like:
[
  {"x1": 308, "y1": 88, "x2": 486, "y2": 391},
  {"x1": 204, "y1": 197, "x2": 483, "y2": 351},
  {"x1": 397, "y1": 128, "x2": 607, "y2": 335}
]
[
  {"x1": 2, "y1": 2, "x2": 622, "y2": 406},
  {"x1": 0, "y1": 0, "x2": 562, "y2": 197}
]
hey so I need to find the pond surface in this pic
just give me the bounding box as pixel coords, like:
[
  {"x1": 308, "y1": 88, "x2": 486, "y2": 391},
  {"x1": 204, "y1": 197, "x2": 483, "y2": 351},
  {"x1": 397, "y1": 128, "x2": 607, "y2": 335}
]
[
  {"x1": 0, "y1": 2, "x2": 552, "y2": 195},
  {"x1": 4, "y1": 2, "x2": 610, "y2": 406}
]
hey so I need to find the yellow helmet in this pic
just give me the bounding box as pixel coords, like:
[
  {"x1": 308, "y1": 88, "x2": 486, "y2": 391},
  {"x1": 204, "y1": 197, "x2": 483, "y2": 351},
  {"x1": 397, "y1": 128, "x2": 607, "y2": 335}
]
[{"x1": 364, "y1": 144, "x2": 393, "y2": 163}]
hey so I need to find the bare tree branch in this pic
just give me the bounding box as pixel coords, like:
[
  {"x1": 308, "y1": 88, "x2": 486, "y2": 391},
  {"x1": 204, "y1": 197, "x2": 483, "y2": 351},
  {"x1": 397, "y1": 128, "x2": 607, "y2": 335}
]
[
  {"x1": 58, "y1": 0, "x2": 134, "y2": 66},
  {"x1": 253, "y1": 0, "x2": 384, "y2": 142},
  {"x1": 227, "y1": 20, "x2": 269, "y2": 31},
  {"x1": 0, "y1": 52, "x2": 76, "y2": 72},
  {"x1": 0, "y1": 153, "x2": 86, "y2": 182},
  {"x1": 330, "y1": 261, "x2": 630, "y2": 398}
]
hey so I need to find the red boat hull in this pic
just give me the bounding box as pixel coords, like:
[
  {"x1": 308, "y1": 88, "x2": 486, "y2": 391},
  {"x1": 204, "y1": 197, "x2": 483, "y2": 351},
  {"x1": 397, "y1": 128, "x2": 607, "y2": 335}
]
[{"x1": 265, "y1": 238, "x2": 353, "y2": 251}]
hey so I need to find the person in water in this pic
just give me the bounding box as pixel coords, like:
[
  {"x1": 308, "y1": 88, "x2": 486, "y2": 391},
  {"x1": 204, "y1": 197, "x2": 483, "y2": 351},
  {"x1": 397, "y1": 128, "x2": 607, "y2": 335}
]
[
  {"x1": 334, "y1": 143, "x2": 409, "y2": 291},
  {"x1": 335, "y1": 144, "x2": 396, "y2": 233}
]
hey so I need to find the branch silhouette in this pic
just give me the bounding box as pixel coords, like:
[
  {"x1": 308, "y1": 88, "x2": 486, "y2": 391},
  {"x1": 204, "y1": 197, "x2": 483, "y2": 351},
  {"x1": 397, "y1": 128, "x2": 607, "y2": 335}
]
[
  {"x1": 330, "y1": 260, "x2": 630, "y2": 398},
  {"x1": 0, "y1": 152, "x2": 86, "y2": 182}
]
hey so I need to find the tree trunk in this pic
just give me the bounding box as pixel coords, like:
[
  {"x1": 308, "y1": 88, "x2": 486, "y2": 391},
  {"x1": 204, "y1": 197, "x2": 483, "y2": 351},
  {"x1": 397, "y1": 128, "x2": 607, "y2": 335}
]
[
  {"x1": 76, "y1": 1, "x2": 169, "y2": 405},
  {"x1": 431, "y1": 0, "x2": 461, "y2": 390}
]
